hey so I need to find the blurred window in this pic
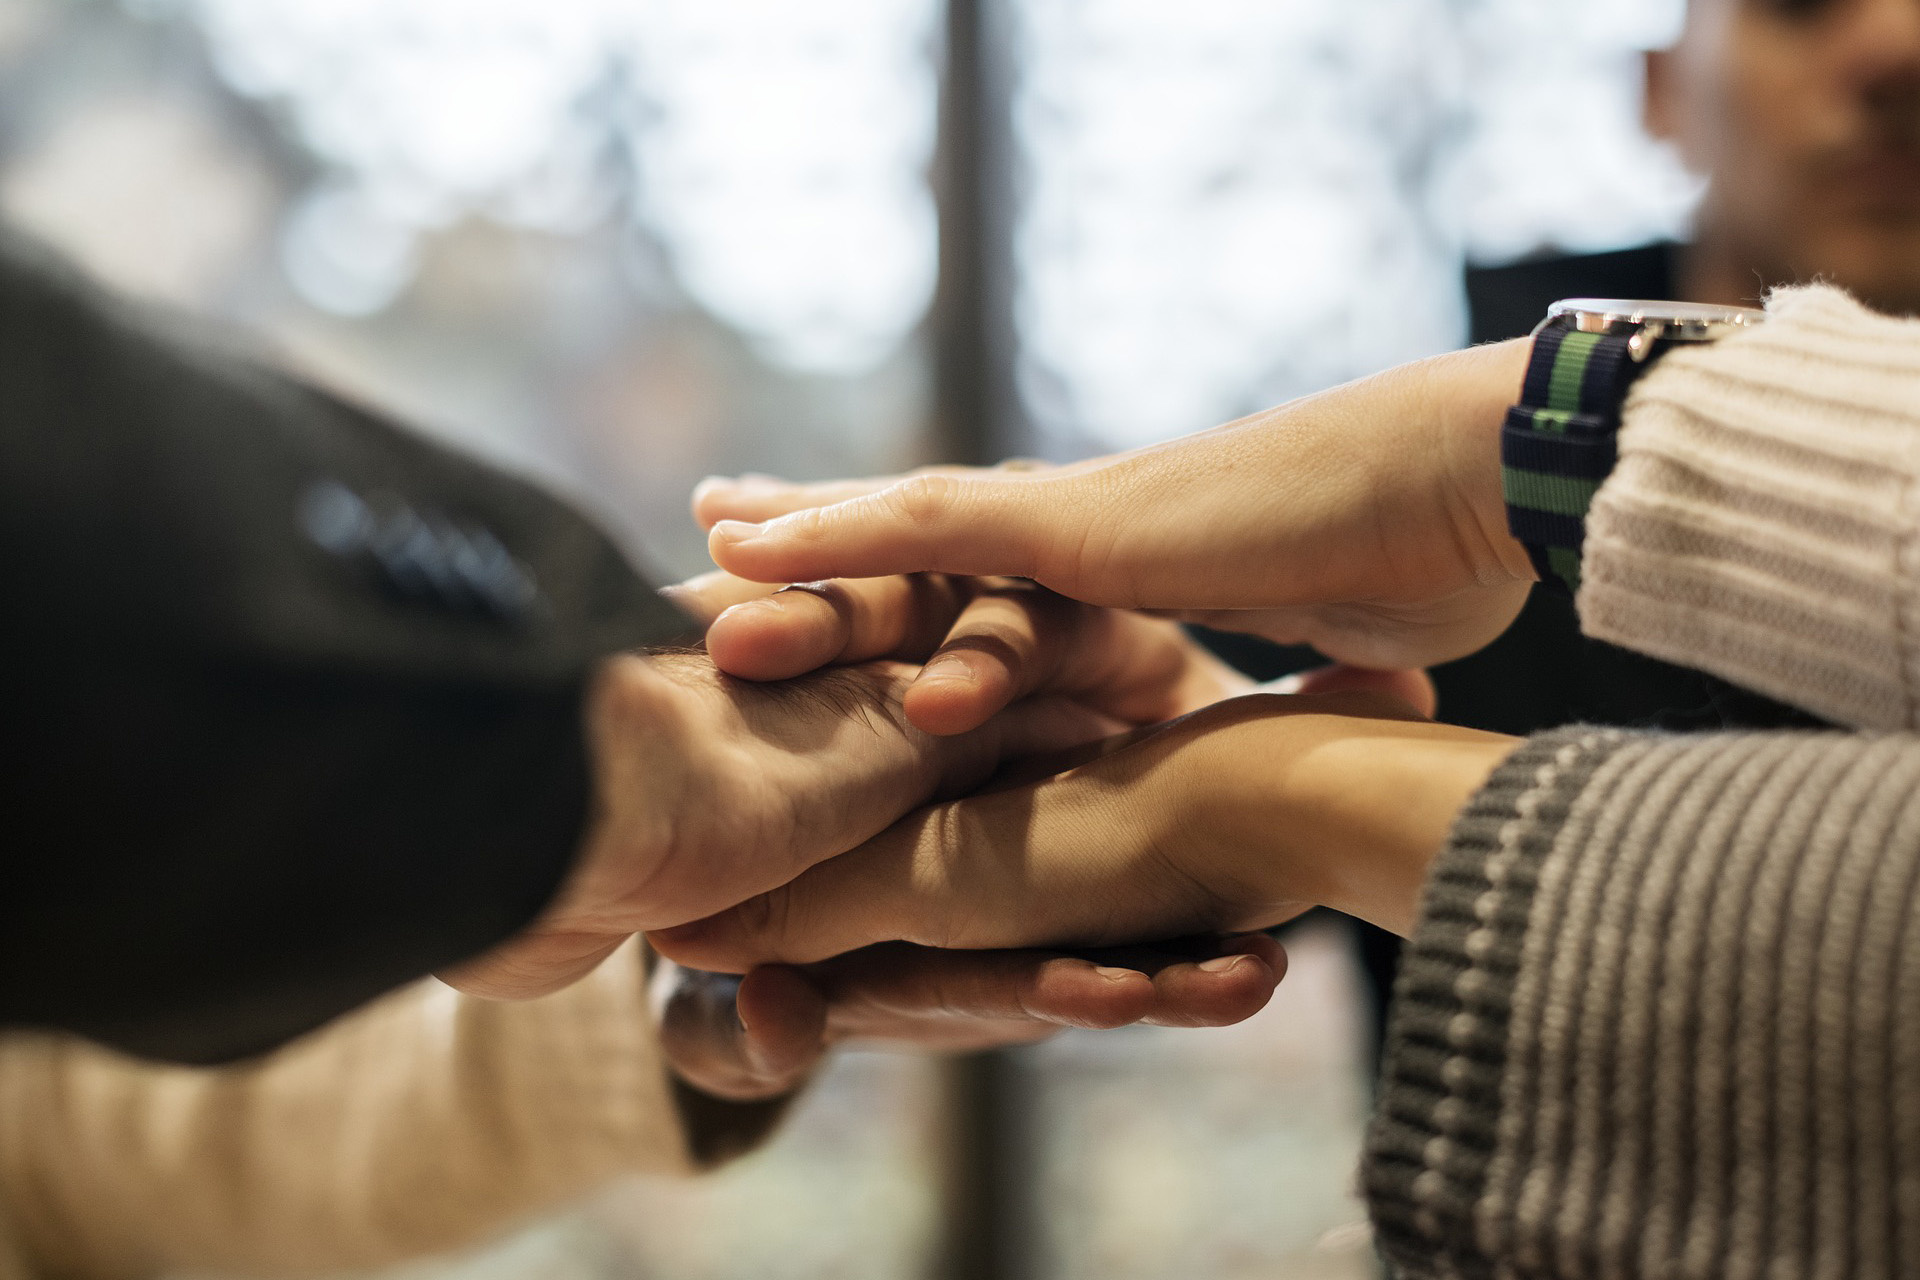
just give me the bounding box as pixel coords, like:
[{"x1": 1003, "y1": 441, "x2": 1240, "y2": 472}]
[
  {"x1": 1012, "y1": 0, "x2": 1691, "y2": 452},
  {"x1": 184, "y1": 0, "x2": 940, "y2": 375}
]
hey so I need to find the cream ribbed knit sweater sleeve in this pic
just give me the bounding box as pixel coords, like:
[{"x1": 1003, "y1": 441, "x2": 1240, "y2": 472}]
[
  {"x1": 0, "y1": 940, "x2": 781, "y2": 1280},
  {"x1": 1579, "y1": 283, "x2": 1920, "y2": 730}
]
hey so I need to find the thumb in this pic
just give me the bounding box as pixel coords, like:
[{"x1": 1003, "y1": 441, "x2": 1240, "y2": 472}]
[
  {"x1": 653, "y1": 961, "x2": 830, "y2": 1101},
  {"x1": 708, "y1": 471, "x2": 1076, "y2": 590}
]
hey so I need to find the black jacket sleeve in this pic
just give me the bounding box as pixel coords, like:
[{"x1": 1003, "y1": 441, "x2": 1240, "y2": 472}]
[{"x1": 0, "y1": 231, "x2": 696, "y2": 1064}]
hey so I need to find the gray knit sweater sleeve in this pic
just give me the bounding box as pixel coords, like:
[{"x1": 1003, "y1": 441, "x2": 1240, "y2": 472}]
[{"x1": 1365, "y1": 726, "x2": 1920, "y2": 1279}]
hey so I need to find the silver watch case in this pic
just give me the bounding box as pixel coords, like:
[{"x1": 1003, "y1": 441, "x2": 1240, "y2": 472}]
[{"x1": 1540, "y1": 298, "x2": 1767, "y2": 363}]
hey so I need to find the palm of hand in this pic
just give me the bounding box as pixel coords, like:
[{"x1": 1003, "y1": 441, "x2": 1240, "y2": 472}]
[{"x1": 1163, "y1": 583, "x2": 1531, "y2": 670}]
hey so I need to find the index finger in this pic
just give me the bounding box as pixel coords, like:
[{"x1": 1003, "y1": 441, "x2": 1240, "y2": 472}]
[
  {"x1": 693, "y1": 461, "x2": 1057, "y2": 531},
  {"x1": 694, "y1": 474, "x2": 903, "y2": 530},
  {"x1": 658, "y1": 569, "x2": 785, "y2": 627},
  {"x1": 706, "y1": 574, "x2": 976, "y2": 682},
  {"x1": 707, "y1": 471, "x2": 1071, "y2": 591}
]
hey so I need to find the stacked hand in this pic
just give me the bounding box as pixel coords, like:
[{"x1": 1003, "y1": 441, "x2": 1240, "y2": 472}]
[
  {"x1": 647, "y1": 341, "x2": 1541, "y2": 1056},
  {"x1": 443, "y1": 569, "x2": 1295, "y2": 1100},
  {"x1": 461, "y1": 337, "x2": 1540, "y2": 1101},
  {"x1": 646, "y1": 574, "x2": 1452, "y2": 1099},
  {"x1": 650, "y1": 686, "x2": 1513, "y2": 980}
]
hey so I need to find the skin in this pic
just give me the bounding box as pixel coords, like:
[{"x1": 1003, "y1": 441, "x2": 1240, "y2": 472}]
[
  {"x1": 649, "y1": 690, "x2": 1517, "y2": 976},
  {"x1": 679, "y1": 347, "x2": 1535, "y2": 990},
  {"x1": 653, "y1": 934, "x2": 1286, "y2": 1101},
  {"x1": 660, "y1": 572, "x2": 1483, "y2": 989},
  {"x1": 437, "y1": 649, "x2": 1115, "y2": 1000},
  {"x1": 628, "y1": 579, "x2": 1440, "y2": 1099},
  {"x1": 689, "y1": 567, "x2": 1255, "y2": 736},
  {"x1": 444, "y1": 570, "x2": 1297, "y2": 1100},
  {"x1": 1650, "y1": 0, "x2": 1920, "y2": 313},
  {"x1": 699, "y1": 338, "x2": 1535, "y2": 677}
]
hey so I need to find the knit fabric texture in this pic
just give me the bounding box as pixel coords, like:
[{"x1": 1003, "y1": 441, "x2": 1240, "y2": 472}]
[
  {"x1": 1580, "y1": 284, "x2": 1920, "y2": 730},
  {"x1": 0, "y1": 941, "x2": 784, "y2": 1279},
  {"x1": 1368, "y1": 727, "x2": 1920, "y2": 1279}
]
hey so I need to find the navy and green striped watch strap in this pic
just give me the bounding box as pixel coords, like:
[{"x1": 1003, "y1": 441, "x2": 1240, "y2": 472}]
[{"x1": 1502, "y1": 320, "x2": 1641, "y2": 595}]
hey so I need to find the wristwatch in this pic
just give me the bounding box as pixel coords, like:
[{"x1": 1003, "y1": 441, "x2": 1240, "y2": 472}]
[{"x1": 1502, "y1": 298, "x2": 1765, "y2": 594}]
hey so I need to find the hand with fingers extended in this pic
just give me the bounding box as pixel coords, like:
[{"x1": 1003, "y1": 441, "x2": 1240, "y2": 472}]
[
  {"x1": 654, "y1": 934, "x2": 1285, "y2": 1101},
  {"x1": 647, "y1": 687, "x2": 1519, "y2": 978},
  {"x1": 695, "y1": 339, "x2": 1539, "y2": 671}
]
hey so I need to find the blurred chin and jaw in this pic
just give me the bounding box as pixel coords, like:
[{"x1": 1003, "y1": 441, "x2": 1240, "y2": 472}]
[{"x1": 1649, "y1": 0, "x2": 1920, "y2": 316}]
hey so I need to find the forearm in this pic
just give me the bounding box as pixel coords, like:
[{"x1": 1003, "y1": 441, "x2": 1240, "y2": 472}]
[
  {"x1": 1365, "y1": 727, "x2": 1920, "y2": 1278},
  {"x1": 1194, "y1": 697, "x2": 1517, "y2": 937},
  {"x1": 1279, "y1": 729, "x2": 1519, "y2": 936}
]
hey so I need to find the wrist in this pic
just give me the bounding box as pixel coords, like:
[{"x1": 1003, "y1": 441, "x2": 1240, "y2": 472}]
[
  {"x1": 1430, "y1": 337, "x2": 1538, "y2": 585},
  {"x1": 1191, "y1": 698, "x2": 1519, "y2": 937},
  {"x1": 1296, "y1": 730, "x2": 1518, "y2": 936}
]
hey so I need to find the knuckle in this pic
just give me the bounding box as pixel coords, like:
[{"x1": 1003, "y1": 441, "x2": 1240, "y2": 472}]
[
  {"x1": 778, "y1": 504, "x2": 831, "y2": 545},
  {"x1": 777, "y1": 579, "x2": 857, "y2": 627},
  {"x1": 730, "y1": 889, "x2": 785, "y2": 950},
  {"x1": 884, "y1": 473, "x2": 964, "y2": 529}
]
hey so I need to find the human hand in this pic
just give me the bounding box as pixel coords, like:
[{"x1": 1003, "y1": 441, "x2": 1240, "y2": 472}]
[
  {"x1": 440, "y1": 652, "x2": 1114, "y2": 1000},
  {"x1": 696, "y1": 340, "x2": 1537, "y2": 670},
  {"x1": 670, "y1": 568, "x2": 1254, "y2": 736},
  {"x1": 654, "y1": 934, "x2": 1285, "y2": 1101},
  {"x1": 648, "y1": 689, "x2": 1517, "y2": 975}
]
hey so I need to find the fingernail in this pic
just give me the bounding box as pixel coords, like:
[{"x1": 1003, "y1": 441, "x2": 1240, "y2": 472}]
[
  {"x1": 711, "y1": 520, "x2": 764, "y2": 545},
  {"x1": 1198, "y1": 955, "x2": 1247, "y2": 974},
  {"x1": 918, "y1": 654, "x2": 973, "y2": 684},
  {"x1": 1094, "y1": 966, "x2": 1137, "y2": 982}
]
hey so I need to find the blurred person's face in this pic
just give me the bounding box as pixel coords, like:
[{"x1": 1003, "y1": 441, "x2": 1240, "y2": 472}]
[{"x1": 1647, "y1": 0, "x2": 1920, "y2": 312}]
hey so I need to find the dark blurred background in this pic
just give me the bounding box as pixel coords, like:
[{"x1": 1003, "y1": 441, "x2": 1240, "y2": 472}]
[{"x1": 0, "y1": 1, "x2": 1687, "y2": 1276}]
